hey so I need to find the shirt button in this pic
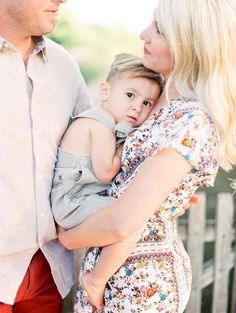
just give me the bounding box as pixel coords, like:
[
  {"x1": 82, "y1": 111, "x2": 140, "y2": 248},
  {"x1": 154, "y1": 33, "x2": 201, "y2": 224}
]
[
  {"x1": 4, "y1": 43, "x2": 9, "y2": 48},
  {"x1": 37, "y1": 174, "x2": 43, "y2": 180},
  {"x1": 18, "y1": 67, "x2": 23, "y2": 72},
  {"x1": 40, "y1": 212, "x2": 45, "y2": 217}
]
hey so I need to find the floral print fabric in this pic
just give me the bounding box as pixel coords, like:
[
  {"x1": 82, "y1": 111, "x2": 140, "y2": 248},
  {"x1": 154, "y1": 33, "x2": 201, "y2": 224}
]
[{"x1": 74, "y1": 97, "x2": 219, "y2": 313}]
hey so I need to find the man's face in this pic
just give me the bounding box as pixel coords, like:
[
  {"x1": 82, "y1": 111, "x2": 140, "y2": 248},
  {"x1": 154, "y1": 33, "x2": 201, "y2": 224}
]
[{"x1": 2, "y1": 0, "x2": 66, "y2": 36}]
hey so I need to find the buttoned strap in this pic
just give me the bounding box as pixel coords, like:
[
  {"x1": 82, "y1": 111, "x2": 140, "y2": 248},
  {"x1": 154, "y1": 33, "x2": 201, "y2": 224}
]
[{"x1": 76, "y1": 107, "x2": 115, "y2": 133}]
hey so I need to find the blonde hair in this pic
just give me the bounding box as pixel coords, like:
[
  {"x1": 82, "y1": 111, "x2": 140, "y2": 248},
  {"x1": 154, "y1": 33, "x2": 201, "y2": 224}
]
[
  {"x1": 155, "y1": 0, "x2": 236, "y2": 171},
  {"x1": 106, "y1": 53, "x2": 164, "y2": 90}
]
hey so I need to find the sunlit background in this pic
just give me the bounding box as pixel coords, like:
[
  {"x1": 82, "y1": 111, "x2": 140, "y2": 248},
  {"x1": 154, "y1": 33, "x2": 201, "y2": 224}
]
[
  {"x1": 64, "y1": 0, "x2": 158, "y2": 35},
  {"x1": 49, "y1": 0, "x2": 158, "y2": 100}
]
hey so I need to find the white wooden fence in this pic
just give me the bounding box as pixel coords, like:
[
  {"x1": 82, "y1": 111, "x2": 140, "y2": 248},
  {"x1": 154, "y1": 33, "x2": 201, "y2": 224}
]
[
  {"x1": 178, "y1": 192, "x2": 235, "y2": 313},
  {"x1": 74, "y1": 192, "x2": 236, "y2": 313}
]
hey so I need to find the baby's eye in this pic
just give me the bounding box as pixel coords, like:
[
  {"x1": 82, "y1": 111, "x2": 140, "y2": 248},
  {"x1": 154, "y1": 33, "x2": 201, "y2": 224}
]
[
  {"x1": 126, "y1": 92, "x2": 134, "y2": 98},
  {"x1": 143, "y1": 100, "x2": 152, "y2": 107}
]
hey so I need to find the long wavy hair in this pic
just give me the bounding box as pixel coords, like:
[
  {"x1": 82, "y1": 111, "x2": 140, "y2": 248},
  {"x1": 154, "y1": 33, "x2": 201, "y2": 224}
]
[{"x1": 155, "y1": 0, "x2": 236, "y2": 171}]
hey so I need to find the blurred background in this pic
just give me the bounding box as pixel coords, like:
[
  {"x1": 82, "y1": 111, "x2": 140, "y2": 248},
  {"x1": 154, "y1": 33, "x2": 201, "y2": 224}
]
[
  {"x1": 47, "y1": 1, "x2": 236, "y2": 312},
  {"x1": 48, "y1": 0, "x2": 157, "y2": 102}
]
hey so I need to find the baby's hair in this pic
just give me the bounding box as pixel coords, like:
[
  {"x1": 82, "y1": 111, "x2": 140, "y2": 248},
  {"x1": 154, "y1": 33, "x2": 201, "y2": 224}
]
[{"x1": 106, "y1": 53, "x2": 164, "y2": 90}]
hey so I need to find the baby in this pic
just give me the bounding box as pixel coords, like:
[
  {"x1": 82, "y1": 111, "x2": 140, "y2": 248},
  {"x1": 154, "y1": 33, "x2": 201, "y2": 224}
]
[{"x1": 51, "y1": 53, "x2": 163, "y2": 309}]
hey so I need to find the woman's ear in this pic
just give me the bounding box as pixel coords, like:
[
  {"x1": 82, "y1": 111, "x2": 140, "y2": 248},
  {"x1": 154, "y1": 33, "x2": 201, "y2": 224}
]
[{"x1": 99, "y1": 81, "x2": 110, "y2": 102}]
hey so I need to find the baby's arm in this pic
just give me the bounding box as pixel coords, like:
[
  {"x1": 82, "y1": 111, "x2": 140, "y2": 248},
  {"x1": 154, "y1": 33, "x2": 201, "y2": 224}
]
[
  {"x1": 81, "y1": 232, "x2": 141, "y2": 310},
  {"x1": 90, "y1": 120, "x2": 121, "y2": 183}
]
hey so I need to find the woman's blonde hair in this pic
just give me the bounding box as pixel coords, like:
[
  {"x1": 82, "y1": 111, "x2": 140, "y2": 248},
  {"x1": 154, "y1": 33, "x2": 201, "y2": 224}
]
[{"x1": 155, "y1": 0, "x2": 236, "y2": 171}]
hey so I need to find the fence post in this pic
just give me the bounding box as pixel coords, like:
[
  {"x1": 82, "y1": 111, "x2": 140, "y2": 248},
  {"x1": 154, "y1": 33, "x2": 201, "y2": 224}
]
[
  {"x1": 185, "y1": 192, "x2": 206, "y2": 313},
  {"x1": 212, "y1": 193, "x2": 234, "y2": 313},
  {"x1": 231, "y1": 219, "x2": 236, "y2": 313}
]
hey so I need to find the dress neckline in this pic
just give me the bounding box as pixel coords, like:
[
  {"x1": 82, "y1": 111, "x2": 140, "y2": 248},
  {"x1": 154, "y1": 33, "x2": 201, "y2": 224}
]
[{"x1": 149, "y1": 96, "x2": 197, "y2": 120}]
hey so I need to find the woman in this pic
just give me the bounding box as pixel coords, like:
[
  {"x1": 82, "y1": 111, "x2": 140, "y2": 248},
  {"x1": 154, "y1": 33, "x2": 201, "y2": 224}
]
[{"x1": 59, "y1": 0, "x2": 236, "y2": 312}]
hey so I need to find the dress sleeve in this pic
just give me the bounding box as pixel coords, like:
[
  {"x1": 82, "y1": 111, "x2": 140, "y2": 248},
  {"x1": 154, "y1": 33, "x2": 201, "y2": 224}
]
[
  {"x1": 155, "y1": 108, "x2": 219, "y2": 216},
  {"x1": 160, "y1": 109, "x2": 218, "y2": 171}
]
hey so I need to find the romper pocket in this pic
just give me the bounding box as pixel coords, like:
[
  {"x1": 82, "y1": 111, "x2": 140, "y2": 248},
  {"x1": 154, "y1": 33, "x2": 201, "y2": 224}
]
[{"x1": 52, "y1": 167, "x2": 82, "y2": 195}]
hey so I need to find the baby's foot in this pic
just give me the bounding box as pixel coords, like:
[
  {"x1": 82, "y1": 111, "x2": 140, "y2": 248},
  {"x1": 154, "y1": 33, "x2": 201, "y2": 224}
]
[{"x1": 80, "y1": 271, "x2": 106, "y2": 311}]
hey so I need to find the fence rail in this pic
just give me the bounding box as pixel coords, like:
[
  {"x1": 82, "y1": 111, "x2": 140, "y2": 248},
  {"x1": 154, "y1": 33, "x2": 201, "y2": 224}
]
[{"x1": 178, "y1": 192, "x2": 235, "y2": 313}]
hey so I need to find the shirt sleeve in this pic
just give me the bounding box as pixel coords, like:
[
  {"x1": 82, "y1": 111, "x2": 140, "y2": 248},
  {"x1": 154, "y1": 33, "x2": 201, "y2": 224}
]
[{"x1": 72, "y1": 66, "x2": 93, "y2": 118}]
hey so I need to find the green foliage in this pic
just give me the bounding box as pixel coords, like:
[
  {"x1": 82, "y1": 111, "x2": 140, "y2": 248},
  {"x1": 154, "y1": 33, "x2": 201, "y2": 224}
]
[
  {"x1": 47, "y1": 8, "x2": 142, "y2": 83},
  {"x1": 47, "y1": 9, "x2": 81, "y2": 49},
  {"x1": 228, "y1": 177, "x2": 236, "y2": 193}
]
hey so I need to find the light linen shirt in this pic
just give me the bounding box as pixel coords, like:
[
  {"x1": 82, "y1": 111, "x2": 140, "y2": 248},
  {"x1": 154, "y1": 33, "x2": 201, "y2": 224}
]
[{"x1": 0, "y1": 36, "x2": 91, "y2": 304}]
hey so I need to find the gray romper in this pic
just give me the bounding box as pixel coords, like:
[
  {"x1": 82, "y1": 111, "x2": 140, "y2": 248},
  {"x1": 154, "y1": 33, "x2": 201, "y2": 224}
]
[{"x1": 51, "y1": 108, "x2": 133, "y2": 229}]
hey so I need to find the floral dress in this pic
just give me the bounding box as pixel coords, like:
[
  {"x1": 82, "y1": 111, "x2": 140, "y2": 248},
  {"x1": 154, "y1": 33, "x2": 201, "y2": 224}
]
[{"x1": 74, "y1": 97, "x2": 219, "y2": 313}]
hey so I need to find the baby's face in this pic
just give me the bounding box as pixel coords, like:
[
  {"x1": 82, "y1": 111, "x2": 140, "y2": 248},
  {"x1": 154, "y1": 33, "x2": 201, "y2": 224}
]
[{"x1": 104, "y1": 75, "x2": 161, "y2": 127}]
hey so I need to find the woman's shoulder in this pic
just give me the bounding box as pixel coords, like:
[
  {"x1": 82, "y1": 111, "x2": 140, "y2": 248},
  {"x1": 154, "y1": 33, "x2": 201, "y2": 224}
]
[
  {"x1": 160, "y1": 97, "x2": 219, "y2": 180},
  {"x1": 155, "y1": 97, "x2": 220, "y2": 149},
  {"x1": 164, "y1": 97, "x2": 217, "y2": 132},
  {"x1": 166, "y1": 96, "x2": 207, "y2": 115}
]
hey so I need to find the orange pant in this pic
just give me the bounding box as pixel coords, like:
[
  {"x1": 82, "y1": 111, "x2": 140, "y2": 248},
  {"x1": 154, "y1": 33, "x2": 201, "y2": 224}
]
[{"x1": 0, "y1": 250, "x2": 63, "y2": 313}]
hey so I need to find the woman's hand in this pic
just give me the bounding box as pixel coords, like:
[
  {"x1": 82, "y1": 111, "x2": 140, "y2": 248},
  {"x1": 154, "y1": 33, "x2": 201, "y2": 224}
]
[
  {"x1": 183, "y1": 195, "x2": 200, "y2": 210},
  {"x1": 116, "y1": 143, "x2": 124, "y2": 159}
]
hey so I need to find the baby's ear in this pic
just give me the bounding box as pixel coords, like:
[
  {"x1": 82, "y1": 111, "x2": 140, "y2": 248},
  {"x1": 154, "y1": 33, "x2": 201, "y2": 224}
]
[{"x1": 99, "y1": 81, "x2": 110, "y2": 101}]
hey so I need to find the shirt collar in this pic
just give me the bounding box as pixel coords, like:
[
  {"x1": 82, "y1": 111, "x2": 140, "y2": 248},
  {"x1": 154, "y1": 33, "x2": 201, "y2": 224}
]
[
  {"x1": 0, "y1": 36, "x2": 48, "y2": 63},
  {"x1": 32, "y1": 36, "x2": 48, "y2": 63}
]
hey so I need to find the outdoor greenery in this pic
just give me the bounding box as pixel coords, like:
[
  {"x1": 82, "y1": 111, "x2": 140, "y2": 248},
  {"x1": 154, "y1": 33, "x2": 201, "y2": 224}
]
[
  {"x1": 48, "y1": 8, "x2": 236, "y2": 313},
  {"x1": 48, "y1": 9, "x2": 143, "y2": 84}
]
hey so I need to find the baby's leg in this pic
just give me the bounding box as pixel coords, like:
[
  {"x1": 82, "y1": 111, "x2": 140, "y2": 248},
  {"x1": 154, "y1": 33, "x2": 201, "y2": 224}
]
[{"x1": 81, "y1": 230, "x2": 142, "y2": 310}]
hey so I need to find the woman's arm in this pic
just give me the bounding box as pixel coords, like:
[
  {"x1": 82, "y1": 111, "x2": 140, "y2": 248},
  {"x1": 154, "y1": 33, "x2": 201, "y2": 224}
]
[{"x1": 58, "y1": 148, "x2": 191, "y2": 249}]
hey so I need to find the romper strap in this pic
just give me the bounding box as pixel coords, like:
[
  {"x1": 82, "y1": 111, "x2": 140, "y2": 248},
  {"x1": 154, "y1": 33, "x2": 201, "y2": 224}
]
[
  {"x1": 74, "y1": 107, "x2": 135, "y2": 145},
  {"x1": 75, "y1": 107, "x2": 115, "y2": 133}
]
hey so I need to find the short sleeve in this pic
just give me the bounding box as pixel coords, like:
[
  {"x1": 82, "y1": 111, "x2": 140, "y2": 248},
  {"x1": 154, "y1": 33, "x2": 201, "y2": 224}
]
[{"x1": 160, "y1": 109, "x2": 219, "y2": 186}]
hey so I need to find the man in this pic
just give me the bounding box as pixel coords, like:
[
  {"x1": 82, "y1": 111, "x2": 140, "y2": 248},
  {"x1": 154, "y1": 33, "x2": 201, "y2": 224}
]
[{"x1": 0, "y1": 0, "x2": 91, "y2": 312}]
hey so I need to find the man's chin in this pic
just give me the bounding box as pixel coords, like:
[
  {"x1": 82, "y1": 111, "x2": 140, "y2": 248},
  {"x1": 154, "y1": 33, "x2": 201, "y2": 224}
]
[{"x1": 34, "y1": 23, "x2": 58, "y2": 36}]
